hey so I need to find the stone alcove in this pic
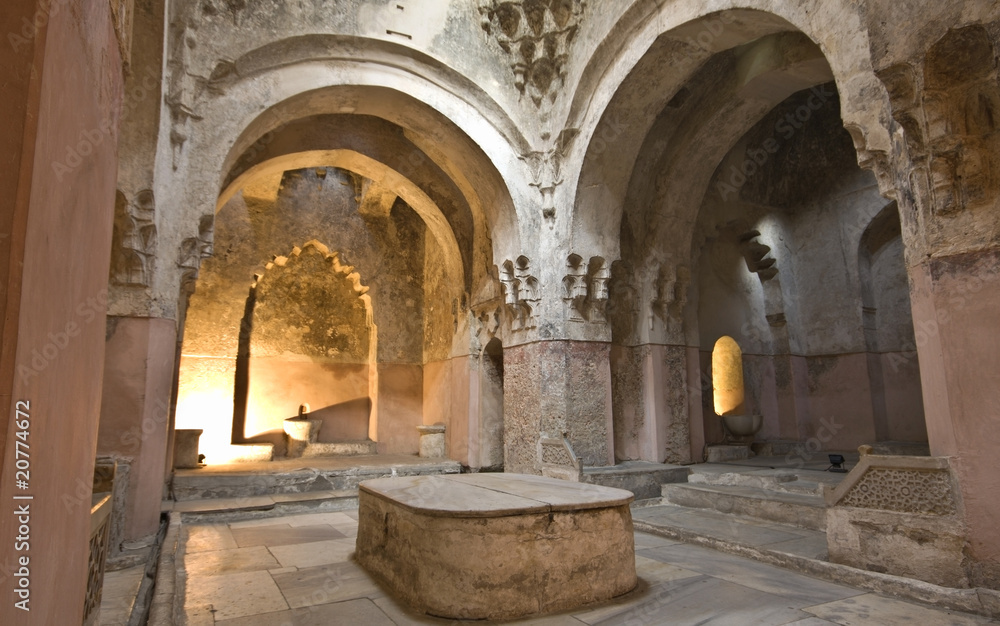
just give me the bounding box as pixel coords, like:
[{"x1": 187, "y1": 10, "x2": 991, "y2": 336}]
[{"x1": 233, "y1": 240, "x2": 376, "y2": 454}]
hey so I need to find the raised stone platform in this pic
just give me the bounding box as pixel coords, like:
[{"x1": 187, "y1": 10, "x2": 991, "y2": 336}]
[{"x1": 355, "y1": 473, "x2": 637, "y2": 620}]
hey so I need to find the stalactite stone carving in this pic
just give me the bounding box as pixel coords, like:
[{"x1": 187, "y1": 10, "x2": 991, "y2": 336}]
[
  {"x1": 479, "y1": 0, "x2": 586, "y2": 107},
  {"x1": 110, "y1": 189, "x2": 157, "y2": 286},
  {"x1": 563, "y1": 254, "x2": 610, "y2": 323},
  {"x1": 499, "y1": 256, "x2": 540, "y2": 331},
  {"x1": 739, "y1": 230, "x2": 778, "y2": 281},
  {"x1": 877, "y1": 26, "x2": 999, "y2": 217},
  {"x1": 178, "y1": 215, "x2": 214, "y2": 277},
  {"x1": 652, "y1": 264, "x2": 691, "y2": 322}
]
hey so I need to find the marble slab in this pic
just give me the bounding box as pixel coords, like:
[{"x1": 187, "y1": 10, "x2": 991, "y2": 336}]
[{"x1": 359, "y1": 472, "x2": 634, "y2": 518}]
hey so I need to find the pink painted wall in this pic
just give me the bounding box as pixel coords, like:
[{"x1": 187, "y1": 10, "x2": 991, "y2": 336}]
[
  {"x1": 0, "y1": 0, "x2": 123, "y2": 621},
  {"x1": 911, "y1": 254, "x2": 1000, "y2": 586},
  {"x1": 376, "y1": 363, "x2": 423, "y2": 454}
]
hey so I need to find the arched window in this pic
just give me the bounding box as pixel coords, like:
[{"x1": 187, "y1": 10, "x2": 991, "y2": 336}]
[{"x1": 712, "y1": 336, "x2": 745, "y2": 416}]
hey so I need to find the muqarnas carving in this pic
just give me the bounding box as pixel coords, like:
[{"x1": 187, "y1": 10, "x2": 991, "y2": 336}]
[
  {"x1": 178, "y1": 214, "x2": 215, "y2": 277},
  {"x1": 500, "y1": 256, "x2": 540, "y2": 331},
  {"x1": 250, "y1": 241, "x2": 372, "y2": 362},
  {"x1": 877, "y1": 25, "x2": 999, "y2": 216},
  {"x1": 651, "y1": 263, "x2": 691, "y2": 325},
  {"x1": 480, "y1": 0, "x2": 586, "y2": 107},
  {"x1": 110, "y1": 189, "x2": 157, "y2": 286},
  {"x1": 563, "y1": 254, "x2": 609, "y2": 322},
  {"x1": 739, "y1": 230, "x2": 778, "y2": 281}
]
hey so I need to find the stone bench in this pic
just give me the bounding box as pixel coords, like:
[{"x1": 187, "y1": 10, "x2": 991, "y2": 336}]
[{"x1": 355, "y1": 473, "x2": 636, "y2": 620}]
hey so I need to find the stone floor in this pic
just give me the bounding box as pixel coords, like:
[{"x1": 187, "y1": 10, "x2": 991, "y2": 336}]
[
  {"x1": 178, "y1": 509, "x2": 993, "y2": 625},
  {"x1": 99, "y1": 564, "x2": 145, "y2": 625}
]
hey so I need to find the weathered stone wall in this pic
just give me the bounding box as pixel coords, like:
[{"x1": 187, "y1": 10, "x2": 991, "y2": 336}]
[{"x1": 683, "y1": 84, "x2": 926, "y2": 452}]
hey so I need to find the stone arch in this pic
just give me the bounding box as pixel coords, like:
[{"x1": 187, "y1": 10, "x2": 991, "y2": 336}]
[
  {"x1": 156, "y1": 42, "x2": 526, "y2": 323},
  {"x1": 566, "y1": 3, "x2": 893, "y2": 264},
  {"x1": 218, "y1": 149, "x2": 465, "y2": 301}
]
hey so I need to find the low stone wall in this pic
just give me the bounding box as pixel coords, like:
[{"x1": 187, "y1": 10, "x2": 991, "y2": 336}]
[
  {"x1": 355, "y1": 474, "x2": 636, "y2": 620},
  {"x1": 825, "y1": 454, "x2": 968, "y2": 588}
]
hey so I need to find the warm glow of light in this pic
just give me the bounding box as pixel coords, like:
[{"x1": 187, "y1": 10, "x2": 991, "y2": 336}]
[
  {"x1": 712, "y1": 336, "x2": 745, "y2": 416},
  {"x1": 175, "y1": 356, "x2": 247, "y2": 465}
]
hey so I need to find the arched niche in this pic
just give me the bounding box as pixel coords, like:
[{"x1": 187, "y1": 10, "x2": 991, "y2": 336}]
[
  {"x1": 858, "y1": 203, "x2": 926, "y2": 444},
  {"x1": 712, "y1": 336, "x2": 745, "y2": 417},
  {"x1": 234, "y1": 241, "x2": 377, "y2": 453}
]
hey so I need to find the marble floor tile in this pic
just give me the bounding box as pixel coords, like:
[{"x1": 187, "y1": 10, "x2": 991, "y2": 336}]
[
  {"x1": 632, "y1": 531, "x2": 680, "y2": 550},
  {"x1": 639, "y1": 543, "x2": 861, "y2": 607},
  {"x1": 284, "y1": 512, "x2": 358, "y2": 528},
  {"x1": 577, "y1": 575, "x2": 814, "y2": 626},
  {"x1": 271, "y1": 560, "x2": 384, "y2": 608},
  {"x1": 184, "y1": 523, "x2": 239, "y2": 553},
  {"x1": 184, "y1": 545, "x2": 281, "y2": 578},
  {"x1": 216, "y1": 597, "x2": 397, "y2": 625},
  {"x1": 185, "y1": 570, "x2": 288, "y2": 621},
  {"x1": 231, "y1": 523, "x2": 346, "y2": 548},
  {"x1": 765, "y1": 535, "x2": 829, "y2": 559},
  {"x1": 803, "y1": 593, "x2": 992, "y2": 625},
  {"x1": 99, "y1": 564, "x2": 144, "y2": 625},
  {"x1": 267, "y1": 537, "x2": 357, "y2": 569}
]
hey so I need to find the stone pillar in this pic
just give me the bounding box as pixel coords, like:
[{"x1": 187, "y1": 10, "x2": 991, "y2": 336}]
[
  {"x1": 97, "y1": 317, "x2": 177, "y2": 543},
  {"x1": 908, "y1": 251, "x2": 1000, "y2": 588},
  {"x1": 504, "y1": 340, "x2": 614, "y2": 474},
  {"x1": 417, "y1": 424, "x2": 446, "y2": 458},
  {"x1": 0, "y1": 0, "x2": 125, "y2": 621}
]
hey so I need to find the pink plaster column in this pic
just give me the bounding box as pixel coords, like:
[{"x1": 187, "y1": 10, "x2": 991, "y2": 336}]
[
  {"x1": 909, "y1": 250, "x2": 1000, "y2": 588},
  {"x1": 97, "y1": 317, "x2": 178, "y2": 542}
]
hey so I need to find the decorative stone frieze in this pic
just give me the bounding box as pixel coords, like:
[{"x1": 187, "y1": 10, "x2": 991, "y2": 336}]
[{"x1": 499, "y1": 256, "x2": 540, "y2": 331}]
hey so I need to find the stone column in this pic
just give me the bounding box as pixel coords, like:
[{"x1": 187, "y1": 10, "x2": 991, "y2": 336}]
[
  {"x1": 97, "y1": 318, "x2": 177, "y2": 544},
  {"x1": 0, "y1": 0, "x2": 125, "y2": 621},
  {"x1": 504, "y1": 340, "x2": 614, "y2": 474},
  {"x1": 908, "y1": 252, "x2": 1000, "y2": 588}
]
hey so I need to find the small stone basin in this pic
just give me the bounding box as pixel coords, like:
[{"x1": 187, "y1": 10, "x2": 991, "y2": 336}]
[
  {"x1": 355, "y1": 473, "x2": 637, "y2": 620},
  {"x1": 722, "y1": 413, "x2": 763, "y2": 437}
]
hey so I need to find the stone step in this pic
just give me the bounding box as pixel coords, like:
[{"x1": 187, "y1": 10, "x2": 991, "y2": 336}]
[
  {"x1": 632, "y1": 502, "x2": 829, "y2": 560},
  {"x1": 169, "y1": 489, "x2": 359, "y2": 523},
  {"x1": 301, "y1": 440, "x2": 378, "y2": 457},
  {"x1": 583, "y1": 461, "x2": 690, "y2": 500},
  {"x1": 687, "y1": 465, "x2": 844, "y2": 496},
  {"x1": 660, "y1": 482, "x2": 827, "y2": 531},
  {"x1": 172, "y1": 456, "x2": 462, "y2": 501}
]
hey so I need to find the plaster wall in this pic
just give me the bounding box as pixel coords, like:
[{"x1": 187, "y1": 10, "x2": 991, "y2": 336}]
[
  {"x1": 911, "y1": 251, "x2": 1000, "y2": 587},
  {"x1": 0, "y1": 0, "x2": 123, "y2": 622}
]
